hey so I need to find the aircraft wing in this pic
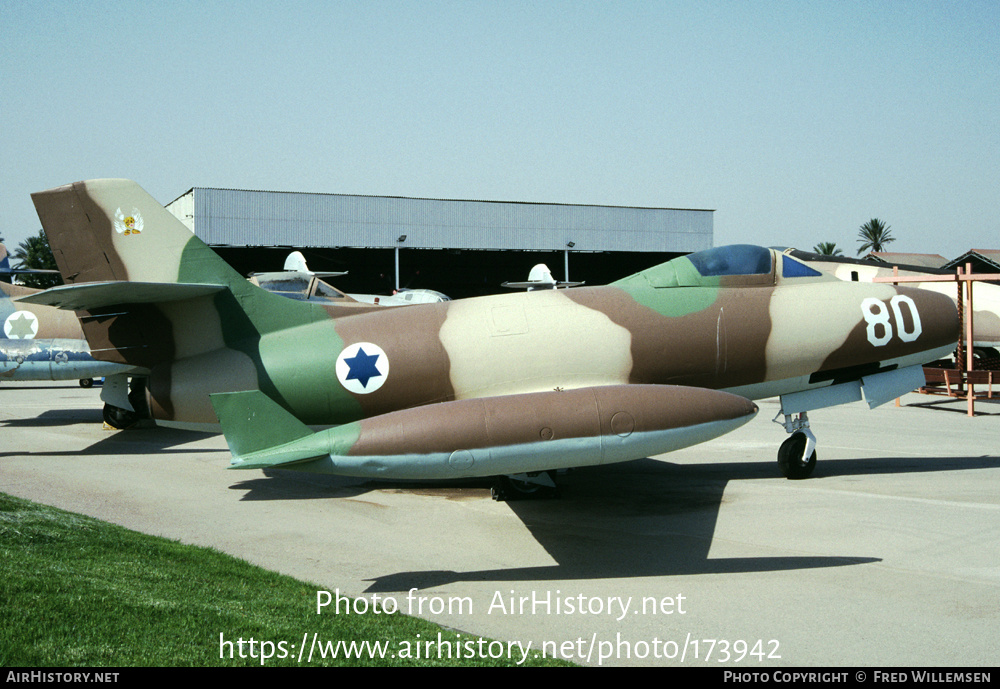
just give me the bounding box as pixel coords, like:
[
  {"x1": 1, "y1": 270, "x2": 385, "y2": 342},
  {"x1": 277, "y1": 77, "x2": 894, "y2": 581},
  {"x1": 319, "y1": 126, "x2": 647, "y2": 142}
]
[
  {"x1": 211, "y1": 384, "x2": 759, "y2": 480},
  {"x1": 501, "y1": 280, "x2": 585, "y2": 290}
]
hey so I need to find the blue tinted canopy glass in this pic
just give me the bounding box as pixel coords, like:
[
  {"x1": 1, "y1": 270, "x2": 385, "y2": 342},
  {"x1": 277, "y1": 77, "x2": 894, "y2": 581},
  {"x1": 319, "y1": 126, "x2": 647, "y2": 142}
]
[
  {"x1": 687, "y1": 245, "x2": 773, "y2": 277},
  {"x1": 781, "y1": 255, "x2": 823, "y2": 278}
]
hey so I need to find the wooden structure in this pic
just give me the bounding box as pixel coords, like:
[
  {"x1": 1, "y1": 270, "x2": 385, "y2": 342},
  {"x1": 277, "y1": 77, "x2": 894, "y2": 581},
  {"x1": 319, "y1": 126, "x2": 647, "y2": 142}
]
[
  {"x1": 874, "y1": 265, "x2": 997, "y2": 416},
  {"x1": 920, "y1": 367, "x2": 996, "y2": 400}
]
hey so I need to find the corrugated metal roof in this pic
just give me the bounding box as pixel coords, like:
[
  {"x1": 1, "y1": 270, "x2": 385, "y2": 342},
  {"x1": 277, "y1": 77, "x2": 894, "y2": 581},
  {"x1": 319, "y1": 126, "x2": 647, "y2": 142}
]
[
  {"x1": 166, "y1": 187, "x2": 713, "y2": 253},
  {"x1": 868, "y1": 252, "x2": 950, "y2": 269},
  {"x1": 944, "y1": 249, "x2": 1000, "y2": 272}
]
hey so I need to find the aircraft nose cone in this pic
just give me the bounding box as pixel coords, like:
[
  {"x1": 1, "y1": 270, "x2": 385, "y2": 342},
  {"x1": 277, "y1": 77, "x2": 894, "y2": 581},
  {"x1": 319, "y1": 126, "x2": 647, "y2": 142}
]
[
  {"x1": 735, "y1": 396, "x2": 758, "y2": 422},
  {"x1": 905, "y1": 287, "x2": 961, "y2": 350},
  {"x1": 822, "y1": 286, "x2": 960, "y2": 373}
]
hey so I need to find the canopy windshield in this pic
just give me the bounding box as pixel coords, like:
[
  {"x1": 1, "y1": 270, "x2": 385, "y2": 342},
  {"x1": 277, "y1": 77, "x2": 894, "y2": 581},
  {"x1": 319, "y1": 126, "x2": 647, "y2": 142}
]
[{"x1": 687, "y1": 245, "x2": 773, "y2": 277}]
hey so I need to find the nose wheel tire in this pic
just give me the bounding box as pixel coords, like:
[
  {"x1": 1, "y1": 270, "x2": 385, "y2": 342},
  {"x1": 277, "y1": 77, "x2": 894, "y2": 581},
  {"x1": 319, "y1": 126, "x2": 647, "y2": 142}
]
[{"x1": 778, "y1": 432, "x2": 816, "y2": 480}]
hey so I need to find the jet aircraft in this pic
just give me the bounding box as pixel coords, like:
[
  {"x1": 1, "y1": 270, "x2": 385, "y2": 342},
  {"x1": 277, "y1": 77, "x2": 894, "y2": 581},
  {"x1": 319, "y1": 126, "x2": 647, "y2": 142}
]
[
  {"x1": 502, "y1": 263, "x2": 585, "y2": 291},
  {"x1": 2, "y1": 244, "x2": 137, "y2": 390},
  {"x1": 23, "y1": 180, "x2": 959, "y2": 497},
  {"x1": 250, "y1": 250, "x2": 450, "y2": 307}
]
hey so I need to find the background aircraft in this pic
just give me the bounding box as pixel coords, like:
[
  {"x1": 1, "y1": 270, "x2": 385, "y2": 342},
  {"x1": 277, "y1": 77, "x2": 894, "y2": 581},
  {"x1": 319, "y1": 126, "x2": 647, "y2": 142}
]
[
  {"x1": 502, "y1": 263, "x2": 584, "y2": 291},
  {"x1": 2, "y1": 244, "x2": 137, "y2": 390},
  {"x1": 250, "y1": 250, "x2": 450, "y2": 307},
  {"x1": 24, "y1": 180, "x2": 958, "y2": 498},
  {"x1": 0, "y1": 242, "x2": 61, "y2": 281}
]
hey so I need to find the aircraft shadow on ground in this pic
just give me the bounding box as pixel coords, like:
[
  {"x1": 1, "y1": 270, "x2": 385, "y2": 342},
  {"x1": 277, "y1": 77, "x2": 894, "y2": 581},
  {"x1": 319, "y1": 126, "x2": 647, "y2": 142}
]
[
  {"x1": 0, "y1": 406, "x2": 104, "y2": 427},
  {"x1": 377, "y1": 452, "x2": 1000, "y2": 591},
  {"x1": 0, "y1": 415, "x2": 224, "y2": 457},
  {"x1": 365, "y1": 462, "x2": 879, "y2": 591},
  {"x1": 0, "y1": 383, "x2": 90, "y2": 390},
  {"x1": 230, "y1": 453, "x2": 998, "y2": 591},
  {"x1": 226, "y1": 452, "x2": 999, "y2": 590}
]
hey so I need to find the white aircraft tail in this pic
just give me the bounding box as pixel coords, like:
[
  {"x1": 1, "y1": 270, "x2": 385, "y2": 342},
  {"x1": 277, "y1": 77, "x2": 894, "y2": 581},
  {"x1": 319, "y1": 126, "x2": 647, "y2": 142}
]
[
  {"x1": 526, "y1": 264, "x2": 557, "y2": 286},
  {"x1": 283, "y1": 251, "x2": 310, "y2": 273}
]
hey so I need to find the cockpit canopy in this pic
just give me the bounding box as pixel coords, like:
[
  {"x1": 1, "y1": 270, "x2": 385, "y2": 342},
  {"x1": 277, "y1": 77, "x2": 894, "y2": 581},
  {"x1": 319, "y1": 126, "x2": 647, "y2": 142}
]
[
  {"x1": 687, "y1": 244, "x2": 773, "y2": 277},
  {"x1": 624, "y1": 244, "x2": 824, "y2": 289},
  {"x1": 250, "y1": 272, "x2": 352, "y2": 301}
]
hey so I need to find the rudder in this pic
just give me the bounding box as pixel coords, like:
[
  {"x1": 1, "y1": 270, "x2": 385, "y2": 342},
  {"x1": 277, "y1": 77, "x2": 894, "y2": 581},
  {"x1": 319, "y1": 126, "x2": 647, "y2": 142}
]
[{"x1": 31, "y1": 179, "x2": 244, "y2": 288}]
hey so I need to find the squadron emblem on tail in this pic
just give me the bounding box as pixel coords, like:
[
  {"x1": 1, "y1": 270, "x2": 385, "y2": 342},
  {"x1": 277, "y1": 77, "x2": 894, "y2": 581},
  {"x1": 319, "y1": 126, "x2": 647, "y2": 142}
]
[{"x1": 114, "y1": 207, "x2": 143, "y2": 235}]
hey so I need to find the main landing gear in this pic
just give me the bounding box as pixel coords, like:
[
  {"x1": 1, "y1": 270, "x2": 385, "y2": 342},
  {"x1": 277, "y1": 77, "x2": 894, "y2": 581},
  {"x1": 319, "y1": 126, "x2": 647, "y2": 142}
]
[
  {"x1": 103, "y1": 403, "x2": 139, "y2": 430},
  {"x1": 101, "y1": 376, "x2": 149, "y2": 430},
  {"x1": 774, "y1": 411, "x2": 817, "y2": 480}
]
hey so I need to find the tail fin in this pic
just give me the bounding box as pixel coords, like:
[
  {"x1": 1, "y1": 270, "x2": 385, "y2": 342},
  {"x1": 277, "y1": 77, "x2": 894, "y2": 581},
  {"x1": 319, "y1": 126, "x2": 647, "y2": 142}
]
[
  {"x1": 31, "y1": 179, "x2": 243, "y2": 287},
  {"x1": 283, "y1": 251, "x2": 309, "y2": 273},
  {"x1": 28, "y1": 179, "x2": 331, "y2": 369},
  {"x1": 527, "y1": 263, "x2": 556, "y2": 285}
]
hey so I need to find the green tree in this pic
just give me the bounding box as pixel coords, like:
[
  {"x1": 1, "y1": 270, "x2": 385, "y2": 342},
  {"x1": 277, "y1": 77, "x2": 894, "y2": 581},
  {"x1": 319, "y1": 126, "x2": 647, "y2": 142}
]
[
  {"x1": 856, "y1": 218, "x2": 894, "y2": 256},
  {"x1": 0, "y1": 234, "x2": 8, "y2": 284},
  {"x1": 813, "y1": 241, "x2": 843, "y2": 256},
  {"x1": 13, "y1": 229, "x2": 62, "y2": 289}
]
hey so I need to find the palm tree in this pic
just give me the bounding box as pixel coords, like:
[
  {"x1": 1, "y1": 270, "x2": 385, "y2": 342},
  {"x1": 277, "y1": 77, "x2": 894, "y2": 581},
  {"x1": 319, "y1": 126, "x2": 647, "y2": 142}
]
[
  {"x1": 813, "y1": 241, "x2": 843, "y2": 256},
  {"x1": 13, "y1": 229, "x2": 62, "y2": 289},
  {"x1": 856, "y1": 218, "x2": 894, "y2": 255}
]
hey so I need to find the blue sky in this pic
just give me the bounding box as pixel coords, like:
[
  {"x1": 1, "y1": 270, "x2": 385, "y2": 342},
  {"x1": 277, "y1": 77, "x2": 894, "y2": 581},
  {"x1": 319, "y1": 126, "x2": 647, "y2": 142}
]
[{"x1": 2, "y1": 1, "x2": 997, "y2": 262}]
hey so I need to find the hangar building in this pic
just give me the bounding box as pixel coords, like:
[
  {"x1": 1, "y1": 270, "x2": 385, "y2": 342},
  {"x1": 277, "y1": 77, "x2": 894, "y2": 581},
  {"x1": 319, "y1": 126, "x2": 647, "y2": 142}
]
[{"x1": 165, "y1": 187, "x2": 713, "y2": 299}]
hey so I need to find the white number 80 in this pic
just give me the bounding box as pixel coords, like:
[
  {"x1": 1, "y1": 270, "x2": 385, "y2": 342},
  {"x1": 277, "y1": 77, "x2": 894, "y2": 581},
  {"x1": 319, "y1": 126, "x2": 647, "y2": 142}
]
[{"x1": 861, "y1": 295, "x2": 922, "y2": 347}]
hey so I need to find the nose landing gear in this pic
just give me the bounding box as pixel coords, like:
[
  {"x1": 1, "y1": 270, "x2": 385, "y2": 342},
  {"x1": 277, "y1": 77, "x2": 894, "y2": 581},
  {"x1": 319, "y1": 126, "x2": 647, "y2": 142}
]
[{"x1": 774, "y1": 411, "x2": 817, "y2": 479}]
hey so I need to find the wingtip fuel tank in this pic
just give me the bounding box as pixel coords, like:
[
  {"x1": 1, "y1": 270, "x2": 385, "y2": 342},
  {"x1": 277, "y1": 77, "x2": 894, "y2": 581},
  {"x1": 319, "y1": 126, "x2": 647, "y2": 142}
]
[{"x1": 213, "y1": 385, "x2": 758, "y2": 480}]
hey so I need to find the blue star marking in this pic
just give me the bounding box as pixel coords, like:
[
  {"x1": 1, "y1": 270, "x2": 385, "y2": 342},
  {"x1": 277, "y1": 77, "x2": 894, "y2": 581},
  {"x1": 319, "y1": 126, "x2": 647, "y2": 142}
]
[{"x1": 344, "y1": 347, "x2": 382, "y2": 388}]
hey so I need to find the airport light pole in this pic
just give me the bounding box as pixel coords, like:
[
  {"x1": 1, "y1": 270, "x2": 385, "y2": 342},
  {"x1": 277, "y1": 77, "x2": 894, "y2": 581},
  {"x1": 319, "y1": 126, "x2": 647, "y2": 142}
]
[{"x1": 395, "y1": 235, "x2": 407, "y2": 292}]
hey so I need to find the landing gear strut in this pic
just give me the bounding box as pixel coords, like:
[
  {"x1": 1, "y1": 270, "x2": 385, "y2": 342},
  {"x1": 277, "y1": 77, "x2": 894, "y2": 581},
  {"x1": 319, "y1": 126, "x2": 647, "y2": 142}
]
[
  {"x1": 774, "y1": 411, "x2": 817, "y2": 479},
  {"x1": 490, "y1": 471, "x2": 559, "y2": 501}
]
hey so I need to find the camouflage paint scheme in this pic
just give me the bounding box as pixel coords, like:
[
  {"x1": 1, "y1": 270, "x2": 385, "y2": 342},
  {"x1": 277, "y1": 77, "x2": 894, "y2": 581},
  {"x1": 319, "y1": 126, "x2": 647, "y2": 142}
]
[
  {"x1": 787, "y1": 248, "x2": 1000, "y2": 347},
  {"x1": 24, "y1": 180, "x2": 959, "y2": 481},
  {"x1": 1, "y1": 247, "x2": 137, "y2": 383}
]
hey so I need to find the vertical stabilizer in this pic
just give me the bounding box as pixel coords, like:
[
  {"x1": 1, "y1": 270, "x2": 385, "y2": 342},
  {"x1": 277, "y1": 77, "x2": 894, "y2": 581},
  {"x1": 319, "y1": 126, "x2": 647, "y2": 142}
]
[
  {"x1": 30, "y1": 179, "x2": 331, "y2": 352},
  {"x1": 31, "y1": 179, "x2": 244, "y2": 287}
]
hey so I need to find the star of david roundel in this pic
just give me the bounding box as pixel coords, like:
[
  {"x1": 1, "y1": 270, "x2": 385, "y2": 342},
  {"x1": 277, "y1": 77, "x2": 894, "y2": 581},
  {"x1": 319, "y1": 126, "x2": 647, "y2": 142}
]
[
  {"x1": 335, "y1": 342, "x2": 389, "y2": 394},
  {"x1": 4, "y1": 310, "x2": 39, "y2": 339}
]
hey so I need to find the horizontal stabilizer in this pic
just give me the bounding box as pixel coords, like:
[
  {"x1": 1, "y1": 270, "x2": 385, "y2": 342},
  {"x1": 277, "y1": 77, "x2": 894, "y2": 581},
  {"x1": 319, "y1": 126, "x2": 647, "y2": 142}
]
[
  {"x1": 210, "y1": 390, "x2": 339, "y2": 469},
  {"x1": 17, "y1": 281, "x2": 227, "y2": 311}
]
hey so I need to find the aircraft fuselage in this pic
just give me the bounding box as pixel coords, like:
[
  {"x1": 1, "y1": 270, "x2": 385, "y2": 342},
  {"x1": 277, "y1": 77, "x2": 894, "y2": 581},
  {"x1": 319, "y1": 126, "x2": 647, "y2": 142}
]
[{"x1": 145, "y1": 278, "x2": 957, "y2": 427}]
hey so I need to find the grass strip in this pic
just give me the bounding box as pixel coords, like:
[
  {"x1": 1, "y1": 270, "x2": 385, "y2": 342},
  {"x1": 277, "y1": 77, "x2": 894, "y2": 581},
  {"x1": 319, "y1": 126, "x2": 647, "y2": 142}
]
[{"x1": 0, "y1": 492, "x2": 569, "y2": 666}]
